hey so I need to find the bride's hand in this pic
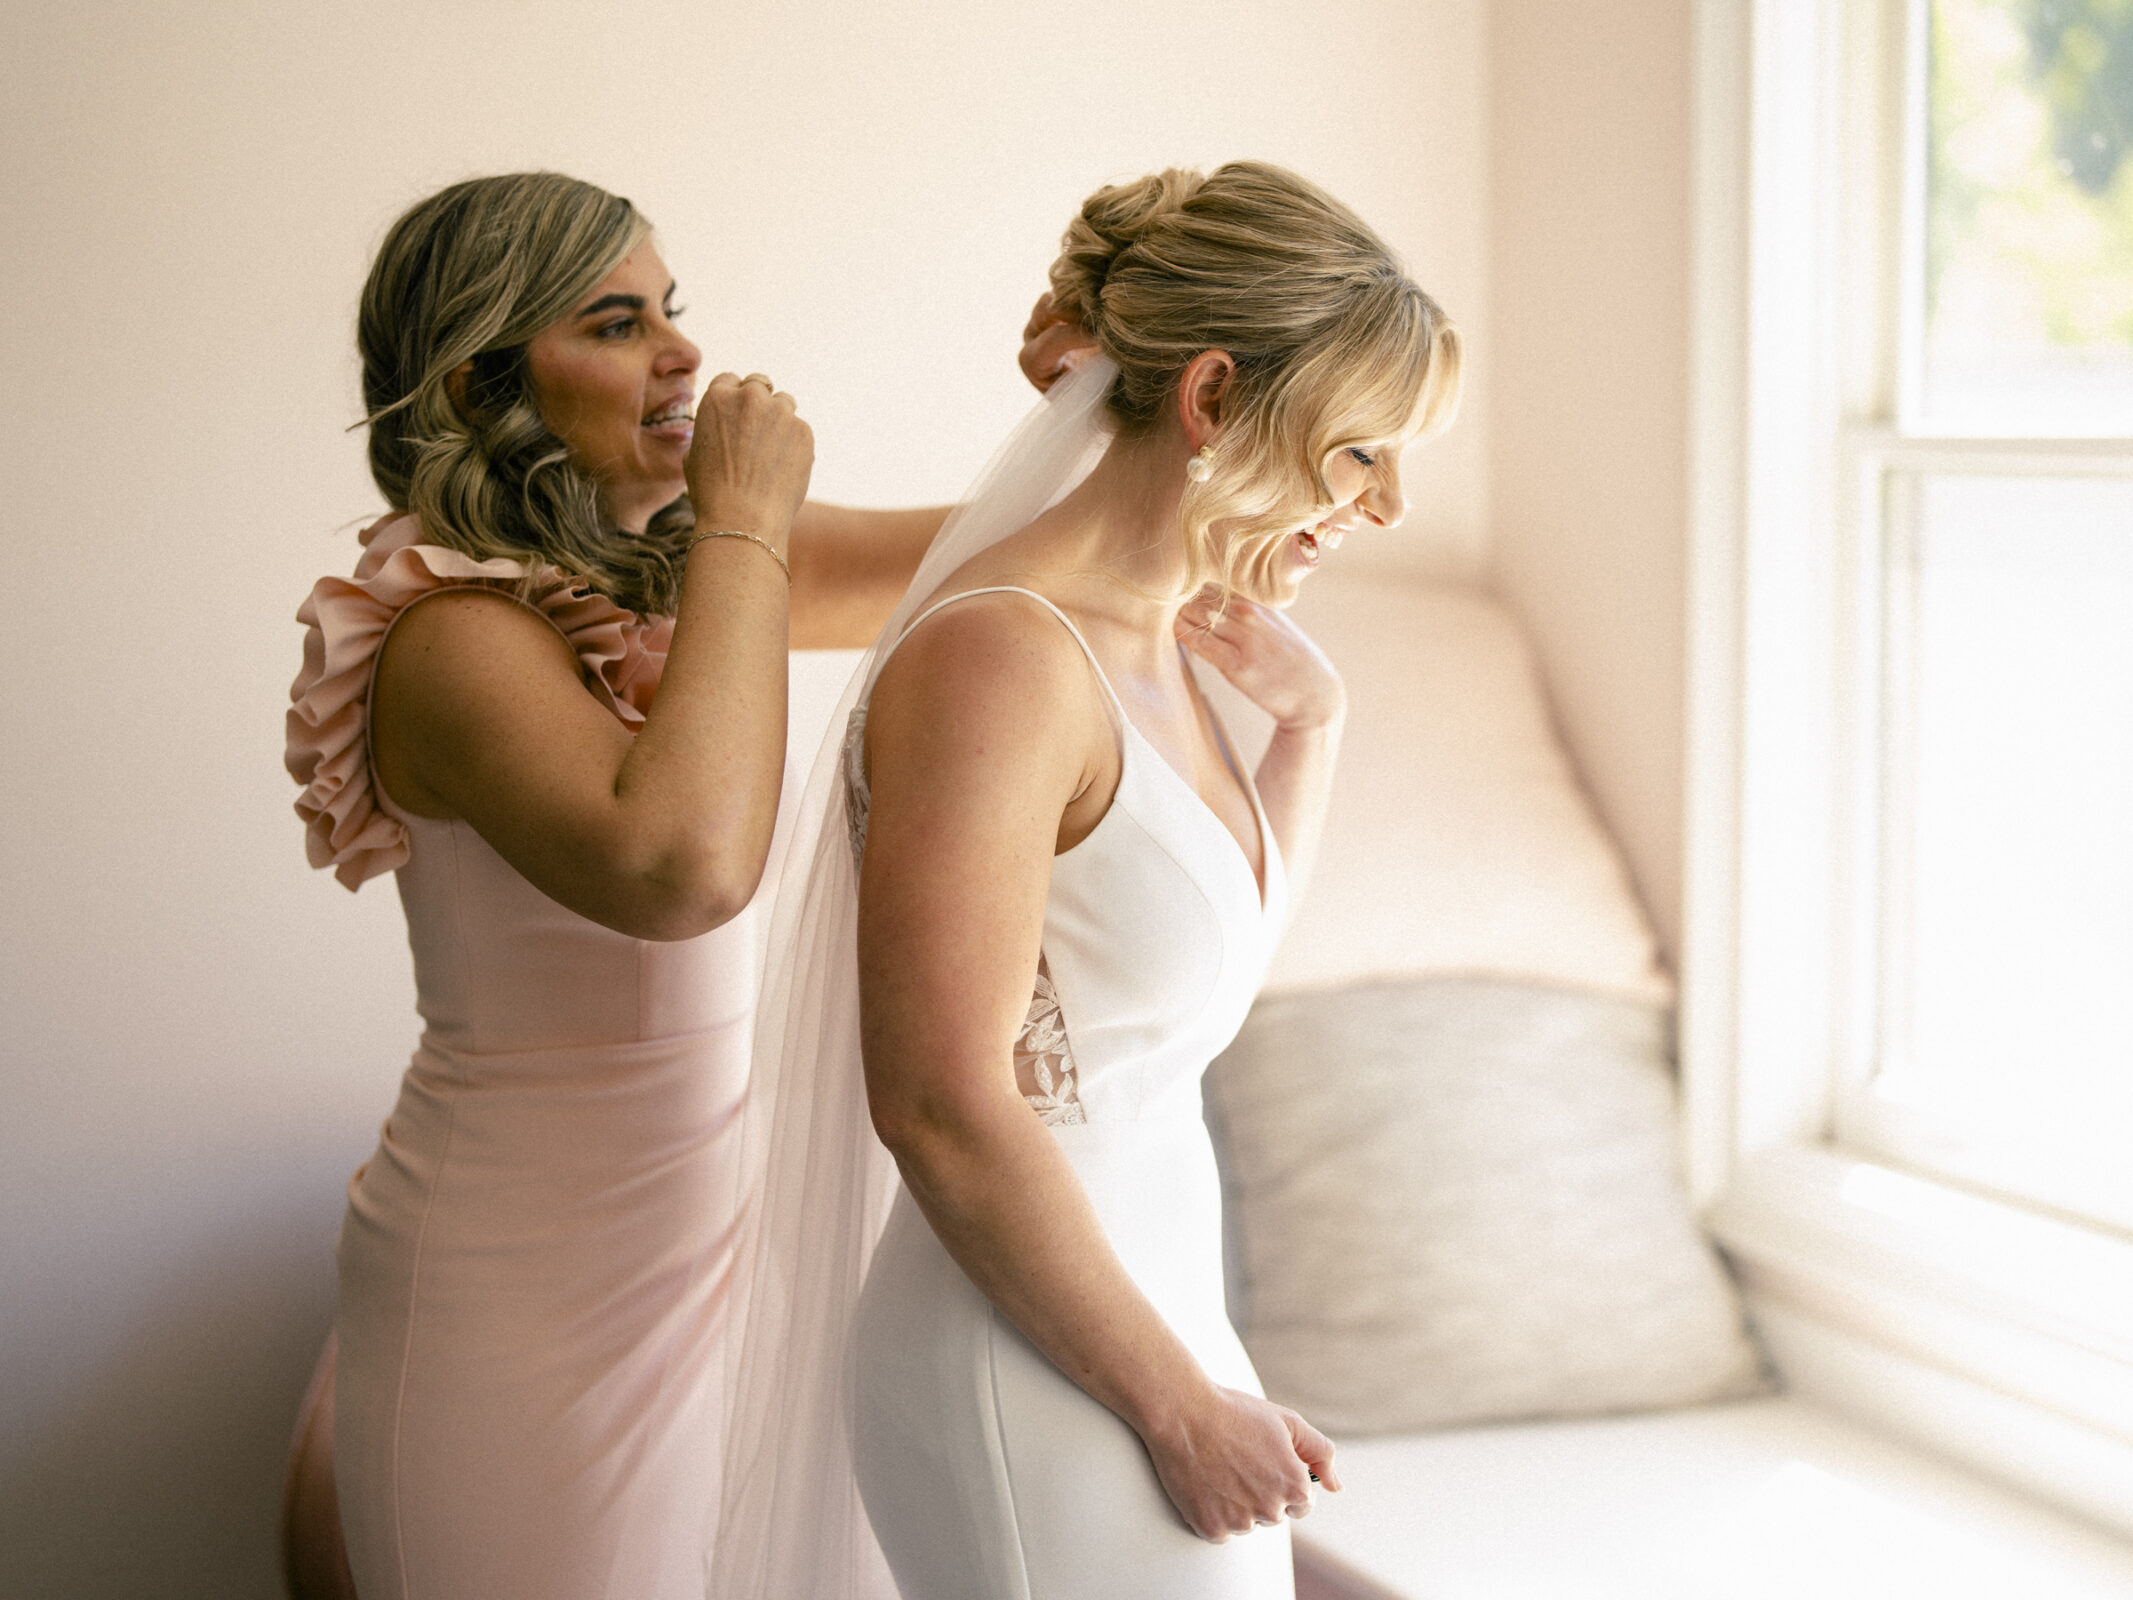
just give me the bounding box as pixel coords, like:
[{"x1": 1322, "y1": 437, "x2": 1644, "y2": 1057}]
[
  {"x1": 1141, "y1": 1384, "x2": 1340, "y2": 1542},
  {"x1": 1178, "y1": 589, "x2": 1346, "y2": 733},
  {"x1": 1018, "y1": 291, "x2": 1099, "y2": 393}
]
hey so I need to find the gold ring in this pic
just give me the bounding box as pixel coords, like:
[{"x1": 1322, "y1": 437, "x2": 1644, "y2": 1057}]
[{"x1": 741, "y1": 373, "x2": 775, "y2": 391}]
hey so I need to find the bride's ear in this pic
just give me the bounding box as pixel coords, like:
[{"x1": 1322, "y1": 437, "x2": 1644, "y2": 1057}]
[{"x1": 1176, "y1": 350, "x2": 1236, "y2": 450}]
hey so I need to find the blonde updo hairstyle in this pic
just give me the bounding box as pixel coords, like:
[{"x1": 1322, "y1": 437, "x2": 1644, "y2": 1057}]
[
  {"x1": 1047, "y1": 161, "x2": 1461, "y2": 600},
  {"x1": 358, "y1": 172, "x2": 692, "y2": 617}
]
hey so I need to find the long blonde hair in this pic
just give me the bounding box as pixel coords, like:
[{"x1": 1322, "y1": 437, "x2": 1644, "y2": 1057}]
[
  {"x1": 358, "y1": 172, "x2": 692, "y2": 616},
  {"x1": 1046, "y1": 161, "x2": 1462, "y2": 599}
]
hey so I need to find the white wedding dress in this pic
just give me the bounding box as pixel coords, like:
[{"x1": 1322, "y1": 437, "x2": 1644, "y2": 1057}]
[
  {"x1": 711, "y1": 357, "x2": 1300, "y2": 1600},
  {"x1": 842, "y1": 585, "x2": 1295, "y2": 1600}
]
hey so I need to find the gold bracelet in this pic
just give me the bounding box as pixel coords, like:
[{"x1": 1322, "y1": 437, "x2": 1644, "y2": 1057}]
[{"x1": 686, "y1": 528, "x2": 792, "y2": 585}]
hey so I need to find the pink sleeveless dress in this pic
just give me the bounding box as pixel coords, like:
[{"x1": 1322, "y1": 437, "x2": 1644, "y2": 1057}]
[{"x1": 286, "y1": 515, "x2": 749, "y2": 1600}]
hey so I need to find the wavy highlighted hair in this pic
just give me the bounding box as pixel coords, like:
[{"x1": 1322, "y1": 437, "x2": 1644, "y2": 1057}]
[
  {"x1": 1046, "y1": 161, "x2": 1462, "y2": 600},
  {"x1": 358, "y1": 171, "x2": 692, "y2": 616}
]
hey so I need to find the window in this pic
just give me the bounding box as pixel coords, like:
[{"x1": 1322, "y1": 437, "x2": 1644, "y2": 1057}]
[
  {"x1": 1910, "y1": 0, "x2": 2133, "y2": 432},
  {"x1": 1842, "y1": 0, "x2": 2133, "y2": 1235},
  {"x1": 1847, "y1": 459, "x2": 2133, "y2": 1232},
  {"x1": 1685, "y1": 0, "x2": 2133, "y2": 1533}
]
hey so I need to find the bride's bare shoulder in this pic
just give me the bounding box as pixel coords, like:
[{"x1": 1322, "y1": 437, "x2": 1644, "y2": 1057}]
[
  {"x1": 872, "y1": 585, "x2": 1093, "y2": 726},
  {"x1": 868, "y1": 592, "x2": 1109, "y2": 815}
]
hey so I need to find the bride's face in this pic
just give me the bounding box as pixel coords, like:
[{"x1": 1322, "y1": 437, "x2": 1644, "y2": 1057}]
[
  {"x1": 1250, "y1": 436, "x2": 1410, "y2": 604},
  {"x1": 523, "y1": 245, "x2": 702, "y2": 535}
]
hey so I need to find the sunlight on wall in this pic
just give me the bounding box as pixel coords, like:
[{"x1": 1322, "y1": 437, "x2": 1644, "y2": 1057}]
[{"x1": 1484, "y1": 0, "x2": 1694, "y2": 964}]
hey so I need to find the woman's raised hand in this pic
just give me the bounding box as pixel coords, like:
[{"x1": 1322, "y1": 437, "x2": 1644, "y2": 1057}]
[
  {"x1": 685, "y1": 373, "x2": 815, "y2": 549},
  {"x1": 1141, "y1": 1383, "x2": 1340, "y2": 1542},
  {"x1": 1018, "y1": 292, "x2": 1100, "y2": 393},
  {"x1": 1177, "y1": 588, "x2": 1346, "y2": 733}
]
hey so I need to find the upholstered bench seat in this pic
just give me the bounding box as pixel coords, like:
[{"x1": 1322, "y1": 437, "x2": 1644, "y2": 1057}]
[{"x1": 1291, "y1": 1396, "x2": 2133, "y2": 1600}]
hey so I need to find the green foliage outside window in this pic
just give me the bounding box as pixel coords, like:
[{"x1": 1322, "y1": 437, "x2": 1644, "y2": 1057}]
[
  {"x1": 1929, "y1": 0, "x2": 2133, "y2": 363},
  {"x1": 2026, "y1": 0, "x2": 2133, "y2": 196}
]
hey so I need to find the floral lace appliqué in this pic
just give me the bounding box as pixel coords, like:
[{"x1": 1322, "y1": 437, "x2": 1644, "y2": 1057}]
[
  {"x1": 1016, "y1": 958, "x2": 1086, "y2": 1126},
  {"x1": 846, "y1": 702, "x2": 1084, "y2": 1126},
  {"x1": 842, "y1": 703, "x2": 873, "y2": 866}
]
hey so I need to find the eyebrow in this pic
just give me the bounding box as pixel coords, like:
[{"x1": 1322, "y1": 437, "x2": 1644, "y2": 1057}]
[{"x1": 573, "y1": 281, "x2": 679, "y2": 320}]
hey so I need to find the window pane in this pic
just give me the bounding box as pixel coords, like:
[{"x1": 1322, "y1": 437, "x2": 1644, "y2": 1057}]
[
  {"x1": 1879, "y1": 472, "x2": 2133, "y2": 1218},
  {"x1": 1920, "y1": 0, "x2": 2133, "y2": 431}
]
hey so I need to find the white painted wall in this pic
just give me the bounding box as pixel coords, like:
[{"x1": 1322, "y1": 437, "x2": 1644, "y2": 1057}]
[
  {"x1": 0, "y1": 2, "x2": 1487, "y2": 1592},
  {"x1": 1484, "y1": 0, "x2": 1695, "y2": 965}
]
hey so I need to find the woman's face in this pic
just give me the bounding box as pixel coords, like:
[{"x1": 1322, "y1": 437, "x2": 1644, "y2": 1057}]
[
  {"x1": 1253, "y1": 436, "x2": 1410, "y2": 604},
  {"x1": 523, "y1": 244, "x2": 702, "y2": 534}
]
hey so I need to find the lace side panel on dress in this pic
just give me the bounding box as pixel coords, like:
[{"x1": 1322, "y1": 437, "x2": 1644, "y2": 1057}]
[
  {"x1": 1016, "y1": 956, "x2": 1085, "y2": 1126},
  {"x1": 842, "y1": 704, "x2": 872, "y2": 865}
]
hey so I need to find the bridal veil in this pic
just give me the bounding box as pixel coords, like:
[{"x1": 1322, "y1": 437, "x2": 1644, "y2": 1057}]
[{"x1": 710, "y1": 356, "x2": 1120, "y2": 1599}]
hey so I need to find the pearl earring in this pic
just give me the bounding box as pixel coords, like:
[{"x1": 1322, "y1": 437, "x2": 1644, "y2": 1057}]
[{"x1": 1185, "y1": 444, "x2": 1216, "y2": 483}]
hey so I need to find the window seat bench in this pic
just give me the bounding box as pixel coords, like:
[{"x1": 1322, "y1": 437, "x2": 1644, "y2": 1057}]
[{"x1": 1292, "y1": 1396, "x2": 2133, "y2": 1599}]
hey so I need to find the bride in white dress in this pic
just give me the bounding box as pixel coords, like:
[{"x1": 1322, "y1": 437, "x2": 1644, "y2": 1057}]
[{"x1": 713, "y1": 161, "x2": 1461, "y2": 1599}]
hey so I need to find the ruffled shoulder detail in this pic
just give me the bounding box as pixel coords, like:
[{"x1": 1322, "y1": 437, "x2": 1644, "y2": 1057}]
[{"x1": 285, "y1": 514, "x2": 674, "y2": 890}]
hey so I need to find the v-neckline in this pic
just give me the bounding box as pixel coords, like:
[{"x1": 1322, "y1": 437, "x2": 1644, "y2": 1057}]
[
  {"x1": 1059, "y1": 610, "x2": 1279, "y2": 919},
  {"x1": 886, "y1": 585, "x2": 1281, "y2": 916},
  {"x1": 1116, "y1": 712, "x2": 1280, "y2": 918}
]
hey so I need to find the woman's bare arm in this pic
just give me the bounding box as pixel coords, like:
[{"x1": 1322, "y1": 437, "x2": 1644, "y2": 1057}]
[
  {"x1": 786, "y1": 502, "x2": 949, "y2": 648},
  {"x1": 371, "y1": 375, "x2": 812, "y2": 941},
  {"x1": 858, "y1": 599, "x2": 1337, "y2": 1541},
  {"x1": 785, "y1": 291, "x2": 1103, "y2": 648},
  {"x1": 786, "y1": 289, "x2": 1101, "y2": 648}
]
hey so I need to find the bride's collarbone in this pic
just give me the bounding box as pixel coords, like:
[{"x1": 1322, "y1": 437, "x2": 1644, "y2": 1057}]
[{"x1": 975, "y1": 582, "x2": 1258, "y2": 850}]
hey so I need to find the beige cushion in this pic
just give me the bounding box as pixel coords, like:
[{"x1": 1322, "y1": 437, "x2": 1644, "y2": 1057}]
[
  {"x1": 1204, "y1": 976, "x2": 1769, "y2": 1435},
  {"x1": 1196, "y1": 573, "x2": 1672, "y2": 1004}
]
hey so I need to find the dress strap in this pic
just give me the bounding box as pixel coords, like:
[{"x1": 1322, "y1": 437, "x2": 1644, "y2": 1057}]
[
  {"x1": 843, "y1": 586, "x2": 1124, "y2": 867},
  {"x1": 885, "y1": 586, "x2": 1127, "y2": 729}
]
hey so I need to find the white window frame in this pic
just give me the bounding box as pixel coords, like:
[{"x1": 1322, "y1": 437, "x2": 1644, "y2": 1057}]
[
  {"x1": 1838, "y1": 436, "x2": 2133, "y2": 1235},
  {"x1": 1683, "y1": 0, "x2": 2133, "y2": 1537}
]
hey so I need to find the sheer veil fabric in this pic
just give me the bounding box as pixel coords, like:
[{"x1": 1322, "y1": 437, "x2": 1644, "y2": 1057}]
[{"x1": 709, "y1": 358, "x2": 1121, "y2": 1599}]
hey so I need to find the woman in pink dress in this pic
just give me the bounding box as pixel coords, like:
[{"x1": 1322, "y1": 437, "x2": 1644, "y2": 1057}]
[{"x1": 281, "y1": 171, "x2": 975, "y2": 1600}]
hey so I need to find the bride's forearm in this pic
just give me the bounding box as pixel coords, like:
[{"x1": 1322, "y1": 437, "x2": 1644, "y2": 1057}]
[
  {"x1": 1253, "y1": 712, "x2": 1343, "y2": 912},
  {"x1": 876, "y1": 1092, "x2": 1214, "y2": 1437}
]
